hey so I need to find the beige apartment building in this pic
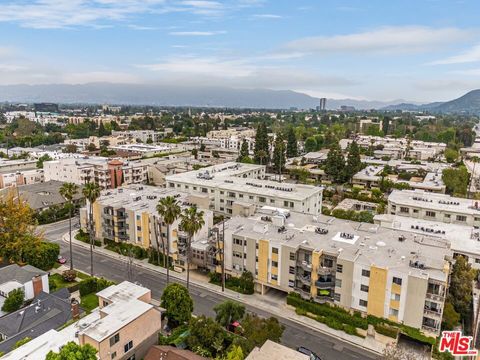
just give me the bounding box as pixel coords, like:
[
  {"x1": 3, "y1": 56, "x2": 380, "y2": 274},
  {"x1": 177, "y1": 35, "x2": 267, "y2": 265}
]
[
  {"x1": 80, "y1": 184, "x2": 213, "y2": 270},
  {"x1": 388, "y1": 189, "x2": 480, "y2": 227},
  {"x1": 2, "y1": 281, "x2": 162, "y2": 360},
  {"x1": 44, "y1": 156, "x2": 148, "y2": 189},
  {"x1": 216, "y1": 208, "x2": 451, "y2": 336},
  {"x1": 166, "y1": 162, "x2": 323, "y2": 216}
]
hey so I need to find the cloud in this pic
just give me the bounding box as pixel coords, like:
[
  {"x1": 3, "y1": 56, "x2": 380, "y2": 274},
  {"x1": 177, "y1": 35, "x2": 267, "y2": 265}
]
[
  {"x1": 61, "y1": 71, "x2": 140, "y2": 84},
  {"x1": 429, "y1": 44, "x2": 480, "y2": 65},
  {"x1": 284, "y1": 26, "x2": 472, "y2": 55},
  {"x1": 252, "y1": 14, "x2": 283, "y2": 19},
  {"x1": 450, "y1": 68, "x2": 480, "y2": 76},
  {"x1": 127, "y1": 24, "x2": 158, "y2": 31},
  {"x1": 169, "y1": 30, "x2": 226, "y2": 36},
  {"x1": 0, "y1": 64, "x2": 27, "y2": 71}
]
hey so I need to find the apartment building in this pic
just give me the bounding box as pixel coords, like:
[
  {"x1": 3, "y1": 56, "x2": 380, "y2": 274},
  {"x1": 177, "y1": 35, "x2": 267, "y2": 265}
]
[
  {"x1": 388, "y1": 189, "x2": 480, "y2": 227},
  {"x1": 375, "y1": 214, "x2": 480, "y2": 270},
  {"x1": 340, "y1": 136, "x2": 446, "y2": 161},
  {"x1": 112, "y1": 130, "x2": 166, "y2": 143},
  {"x1": 206, "y1": 128, "x2": 255, "y2": 139},
  {"x1": 166, "y1": 162, "x2": 322, "y2": 216},
  {"x1": 81, "y1": 184, "x2": 213, "y2": 270},
  {"x1": 0, "y1": 168, "x2": 44, "y2": 189},
  {"x1": 217, "y1": 208, "x2": 451, "y2": 336},
  {"x1": 44, "y1": 156, "x2": 148, "y2": 189},
  {"x1": 2, "y1": 281, "x2": 162, "y2": 360}
]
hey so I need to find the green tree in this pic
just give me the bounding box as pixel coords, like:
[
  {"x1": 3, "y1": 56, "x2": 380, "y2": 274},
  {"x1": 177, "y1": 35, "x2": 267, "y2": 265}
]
[
  {"x1": 160, "y1": 283, "x2": 193, "y2": 327},
  {"x1": 286, "y1": 126, "x2": 298, "y2": 158},
  {"x1": 237, "y1": 139, "x2": 250, "y2": 162},
  {"x1": 82, "y1": 182, "x2": 101, "y2": 276},
  {"x1": 442, "y1": 301, "x2": 460, "y2": 330},
  {"x1": 449, "y1": 255, "x2": 476, "y2": 328},
  {"x1": 1, "y1": 289, "x2": 24, "y2": 312},
  {"x1": 444, "y1": 148, "x2": 458, "y2": 163},
  {"x1": 241, "y1": 314, "x2": 285, "y2": 353},
  {"x1": 272, "y1": 133, "x2": 286, "y2": 174},
  {"x1": 382, "y1": 117, "x2": 390, "y2": 135},
  {"x1": 254, "y1": 123, "x2": 270, "y2": 164},
  {"x1": 324, "y1": 143, "x2": 345, "y2": 184},
  {"x1": 59, "y1": 182, "x2": 79, "y2": 271},
  {"x1": 442, "y1": 167, "x2": 469, "y2": 196},
  {"x1": 304, "y1": 136, "x2": 317, "y2": 153},
  {"x1": 214, "y1": 300, "x2": 246, "y2": 327},
  {"x1": 344, "y1": 141, "x2": 362, "y2": 181},
  {"x1": 36, "y1": 154, "x2": 52, "y2": 169},
  {"x1": 63, "y1": 144, "x2": 78, "y2": 153},
  {"x1": 46, "y1": 341, "x2": 97, "y2": 360},
  {"x1": 186, "y1": 315, "x2": 227, "y2": 358},
  {"x1": 156, "y1": 196, "x2": 181, "y2": 284},
  {"x1": 13, "y1": 337, "x2": 31, "y2": 349},
  {"x1": 98, "y1": 122, "x2": 109, "y2": 137},
  {"x1": 179, "y1": 206, "x2": 205, "y2": 290}
]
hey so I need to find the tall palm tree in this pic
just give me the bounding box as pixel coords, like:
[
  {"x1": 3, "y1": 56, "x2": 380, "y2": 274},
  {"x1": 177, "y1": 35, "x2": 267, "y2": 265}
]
[
  {"x1": 82, "y1": 182, "x2": 101, "y2": 276},
  {"x1": 59, "y1": 182, "x2": 79, "y2": 271},
  {"x1": 179, "y1": 206, "x2": 205, "y2": 290},
  {"x1": 156, "y1": 196, "x2": 181, "y2": 284}
]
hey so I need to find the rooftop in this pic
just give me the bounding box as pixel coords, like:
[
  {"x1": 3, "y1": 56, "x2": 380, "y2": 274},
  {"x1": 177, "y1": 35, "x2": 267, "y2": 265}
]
[
  {"x1": 0, "y1": 264, "x2": 47, "y2": 286},
  {"x1": 225, "y1": 209, "x2": 450, "y2": 282},
  {"x1": 245, "y1": 340, "x2": 309, "y2": 360}
]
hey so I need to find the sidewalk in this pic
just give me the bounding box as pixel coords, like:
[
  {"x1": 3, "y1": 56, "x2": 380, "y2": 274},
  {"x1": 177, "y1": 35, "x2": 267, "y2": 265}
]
[{"x1": 63, "y1": 230, "x2": 387, "y2": 355}]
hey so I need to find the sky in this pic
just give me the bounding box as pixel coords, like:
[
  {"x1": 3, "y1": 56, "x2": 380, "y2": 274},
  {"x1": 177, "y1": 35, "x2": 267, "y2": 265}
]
[{"x1": 0, "y1": 0, "x2": 480, "y2": 102}]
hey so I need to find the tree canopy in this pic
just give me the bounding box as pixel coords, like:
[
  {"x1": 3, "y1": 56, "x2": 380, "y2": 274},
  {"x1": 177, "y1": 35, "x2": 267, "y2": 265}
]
[
  {"x1": 45, "y1": 342, "x2": 97, "y2": 360},
  {"x1": 160, "y1": 283, "x2": 194, "y2": 327}
]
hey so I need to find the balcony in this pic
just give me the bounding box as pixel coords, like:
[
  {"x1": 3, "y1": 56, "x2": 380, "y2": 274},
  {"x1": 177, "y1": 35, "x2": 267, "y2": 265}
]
[
  {"x1": 426, "y1": 292, "x2": 444, "y2": 302},
  {"x1": 315, "y1": 295, "x2": 332, "y2": 304},
  {"x1": 424, "y1": 307, "x2": 442, "y2": 318},
  {"x1": 315, "y1": 280, "x2": 334, "y2": 289},
  {"x1": 422, "y1": 324, "x2": 440, "y2": 334},
  {"x1": 317, "y1": 266, "x2": 334, "y2": 275},
  {"x1": 297, "y1": 260, "x2": 312, "y2": 272},
  {"x1": 297, "y1": 274, "x2": 311, "y2": 286},
  {"x1": 295, "y1": 287, "x2": 311, "y2": 300}
]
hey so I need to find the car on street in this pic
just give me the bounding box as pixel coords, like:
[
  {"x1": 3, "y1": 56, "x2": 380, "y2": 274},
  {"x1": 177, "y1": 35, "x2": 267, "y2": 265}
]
[
  {"x1": 57, "y1": 255, "x2": 67, "y2": 264},
  {"x1": 297, "y1": 347, "x2": 322, "y2": 360}
]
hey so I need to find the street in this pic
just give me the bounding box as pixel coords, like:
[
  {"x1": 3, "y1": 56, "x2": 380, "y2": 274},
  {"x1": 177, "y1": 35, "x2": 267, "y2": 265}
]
[{"x1": 42, "y1": 219, "x2": 380, "y2": 360}]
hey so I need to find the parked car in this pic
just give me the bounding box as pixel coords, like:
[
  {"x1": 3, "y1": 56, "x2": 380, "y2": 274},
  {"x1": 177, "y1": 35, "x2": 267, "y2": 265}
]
[
  {"x1": 57, "y1": 255, "x2": 67, "y2": 264},
  {"x1": 297, "y1": 347, "x2": 322, "y2": 360}
]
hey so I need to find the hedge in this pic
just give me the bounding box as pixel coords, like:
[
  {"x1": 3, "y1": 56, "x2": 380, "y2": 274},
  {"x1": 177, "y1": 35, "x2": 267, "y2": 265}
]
[
  {"x1": 24, "y1": 242, "x2": 60, "y2": 270},
  {"x1": 78, "y1": 277, "x2": 115, "y2": 297},
  {"x1": 75, "y1": 229, "x2": 102, "y2": 247},
  {"x1": 209, "y1": 271, "x2": 254, "y2": 295},
  {"x1": 287, "y1": 293, "x2": 368, "y2": 330},
  {"x1": 374, "y1": 324, "x2": 398, "y2": 338},
  {"x1": 104, "y1": 239, "x2": 148, "y2": 259}
]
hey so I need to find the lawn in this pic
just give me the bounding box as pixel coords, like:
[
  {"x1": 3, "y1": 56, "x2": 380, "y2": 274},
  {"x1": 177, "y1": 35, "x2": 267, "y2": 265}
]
[
  {"x1": 76, "y1": 271, "x2": 90, "y2": 280},
  {"x1": 80, "y1": 293, "x2": 99, "y2": 313},
  {"x1": 49, "y1": 273, "x2": 78, "y2": 291}
]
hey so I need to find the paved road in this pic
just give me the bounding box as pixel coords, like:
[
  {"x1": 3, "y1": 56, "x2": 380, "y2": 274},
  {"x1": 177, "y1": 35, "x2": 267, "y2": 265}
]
[{"x1": 42, "y1": 219, "x2": 380, "y2": 360}]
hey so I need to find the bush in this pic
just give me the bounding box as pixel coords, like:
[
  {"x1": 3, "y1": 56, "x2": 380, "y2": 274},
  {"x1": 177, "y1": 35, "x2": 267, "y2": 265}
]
[
  {"x1": 76, "y1": 230, "x2": 102, "y2": 247},
  {"x1": 13, "y1": 337, "x2": 31, "y2": 349},
  {"x1": 104, "y1": 239, "x2": 148, "y2": 259},
  {"x1": 2, "y1": 289, "x2": 24, "y2": 313},
  {"x1": 148, "y1": 249, "x2": 171, "y2": 268},
  {"x1": 374, "y1": 324, "x2": 398, "y2": 338},
  {"x1": 78, "y1": 277, "x2": 114, "y2": 297},
  {"x1": 209, "y1": 271, "x2": 254, "y2": 295},
  {"x1": 62, "y1": 270, "x2": 77, "y2": 282}
]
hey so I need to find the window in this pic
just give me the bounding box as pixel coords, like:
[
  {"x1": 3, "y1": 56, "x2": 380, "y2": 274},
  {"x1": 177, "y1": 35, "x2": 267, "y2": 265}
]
[
  {"x1": 126, "y1": 356, "x2": 136, "y2": 360},
  {"x1": 272, "y1": 248, "x2": 278, "y2": 254},
  {"x1": 136, "y1": 215, "x2": 141, "y2": 220},
  {"x1": 111, "y1": 352, "x2": 117, "y2": 359},
  {"x1": 391, "y1": 293, "x2": 400, "y2": 301},
  {"x1": 288, "y1": 280, "x2": 295, "y2": 288},
  {"x1": 284, "y1": 201, "x2": 289, "y2": 207},
  {"x1": 271, "y1": 274, "x2": 278, "y2": 281},
  {"x1": 399, "y1": 207, "x2": 409, "y2": 213},
  {"x1": 103, "y1": 300, "x2": 109, "y2": 307},
  {"x1": 359, "y1": 299, "x2": 368, "y2": 307},
  {"x1": 334, "y1": 293, "x2": 341, "y2": 302},
  {"x1": 289, "y1": 252, "x2": 295, "y2": 261},
  {"x1": 220, "y1": 191, "x2": 224, "y2": 195},
  {"x1": 456, "y1": 215, "x2": 467, "y2": 222},
  {"x1": 336, "y1": 264, "x2": 343, "y2": 273},
  {"x1": 124, "y1": 341, "x2": 133, "y2": 353},
  {"x1": 136, "y1": 226, "x2": 141, "y2": 231},
  {"x1": 259, "y1": 197, "x2": 266, "y2": 203},
  {"x1": 476, "y1": 258, "x2": 480, "y2": 264},
  {"x1": 239, "y1": 194, "x2": 244, "y2": 198},
  {"x1": 360, "y1": 284, "x2": 369, "y2": 292},
  {"x1": 289, "y1": 266, "x2": 295, "y2": 274},
  {"x1": 362, "y1": 269, "x2": 370, "y2": 277},
  {"x1": 426, "y1": 211, "x2": 436, "y2": 217},
  {"x1": 335, "y1": 279, "x2": 342, "y2": 288},
  {"x1": 444, "y1": 214, "x2": 451, "y2": 218},
  {"x1": 413, "y1": 209, "x2": 419, "y2": 213},
  {"x1": 272, "y1": 261, "x2": 278, "y2": 267},
  {"x1": 110, "y1": 333, "x2": 120, "y2": 347},
  {"x1": 392, "y1": 277, "x2": 402, "y2": 286},
  {"x1": 202, "y1": 188, "x2": 208, "y2": 193},
  {"x1": 389, "y1": 308, "x2": 399, "y2": 317}
]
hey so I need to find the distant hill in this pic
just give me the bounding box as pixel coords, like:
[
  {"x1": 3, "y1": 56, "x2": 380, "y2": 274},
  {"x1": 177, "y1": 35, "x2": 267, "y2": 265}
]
[
  {"x1": 0, "y1": 83, "x2": 321, "y2": 110},
  {"x1": 381, "y1": 90, "x2": 480, "y2": 114}
]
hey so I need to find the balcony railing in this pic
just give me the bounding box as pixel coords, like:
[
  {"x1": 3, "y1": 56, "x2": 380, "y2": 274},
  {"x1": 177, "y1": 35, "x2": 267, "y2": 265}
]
[
  {"x1": 424, "y1": 307, "x2": 442, "y2": 318},
  {"x1": 315, "y1": 281, "x2": 334, "y2": 289},
  {"x1": 297, "y1": 274, "x2": 311, "y2": 286},
  {"x1": 297, "y1": 260, "x2": 312, "y2": 272},
  {"x1": 422, "y1": 324, "x2": 440, "y2": 333},
  {"x1": 426, "y1": 292, "x2": 444, "y2": 302},
  {"x1": 317, "y1": 266, "x2": 334, "y2": 275}
]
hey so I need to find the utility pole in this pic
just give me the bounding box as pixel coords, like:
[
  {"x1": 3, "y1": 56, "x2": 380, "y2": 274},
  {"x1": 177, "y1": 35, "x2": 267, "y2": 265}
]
[{"x1": 222, "y1": 220, "x2": 225, "y2": 292}]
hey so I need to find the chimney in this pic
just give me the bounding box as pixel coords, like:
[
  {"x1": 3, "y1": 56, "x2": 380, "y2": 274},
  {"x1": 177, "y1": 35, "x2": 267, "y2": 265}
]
[
  {"x1": 71, "y1": 299, "x2": 80, "y2": 320},
  {"x1": 32, "y1": 275, "x2": 43, "y2": 297}
]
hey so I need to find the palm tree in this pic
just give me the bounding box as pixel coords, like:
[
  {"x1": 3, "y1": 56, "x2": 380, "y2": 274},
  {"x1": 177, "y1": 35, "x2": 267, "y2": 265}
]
[
  {"x1": 82, "y1": 182, "x2": 101, "y2": 276},
  {"x1": 179, "y1": 206, "x2": 205, "y2": 290},
  {"x1": 156, "y1": 196, "x2": 181, "y2": 284},
  {"x1": 59, "y1": 182, "x2": 79, "y2": 271}
]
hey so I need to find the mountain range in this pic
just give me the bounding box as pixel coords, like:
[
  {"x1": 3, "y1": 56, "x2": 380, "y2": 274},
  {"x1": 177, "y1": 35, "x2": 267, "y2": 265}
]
[{"x1": 0, "y1": 83, "x2": 479, "y2": 113}]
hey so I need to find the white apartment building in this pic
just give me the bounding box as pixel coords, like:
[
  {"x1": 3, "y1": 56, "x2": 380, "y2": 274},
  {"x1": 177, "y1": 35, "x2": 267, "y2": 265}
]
[
  {"x1": 0, "y1": 168, "x2": 44, "y2": 189},
  {"x1": 206, "y1": 128, "x2": 255, "y2": 139},
  {"x1": 44, "y1": 156, "x2": 148, "y2": 189},
  {"x1": 165, "y1": 162, "x2": 323, "y2": 216},
  {"x1": 388, "y1": 189, "x2": 480, "y2": 227},
  {"x1": 112, "y1": 130, "x2": 166, "y2": 143}
]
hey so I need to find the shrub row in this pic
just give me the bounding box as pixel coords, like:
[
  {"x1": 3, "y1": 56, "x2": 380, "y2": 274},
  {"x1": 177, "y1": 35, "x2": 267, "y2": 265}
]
[
  {"x1": 104, "y1": 238, "x2": 148, "y2": 259},
  {"x1": 287, "y1": 293, "x2": 368, "y2": 330},
  {"x1": 209, "y1": 272, "x2": 255, "y2": 295},
  {"x1": 374, "y1": 324, "x2": 398, "y2": 338},
  {"x1": 75, "y1": 229, "x2": 101, "y2": 247}
]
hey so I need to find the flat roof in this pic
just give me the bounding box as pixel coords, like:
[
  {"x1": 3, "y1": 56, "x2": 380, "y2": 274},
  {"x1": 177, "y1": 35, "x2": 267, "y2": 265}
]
[
  {"x1": 226, "y1": 210, "x2": 450, "y2": 282},
  {"x1": 246, "y1": 340, "x2": 309, "y2": 360},
  {"x1": 388, "y1": 189, "x2": 480, "y2": 215}
]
